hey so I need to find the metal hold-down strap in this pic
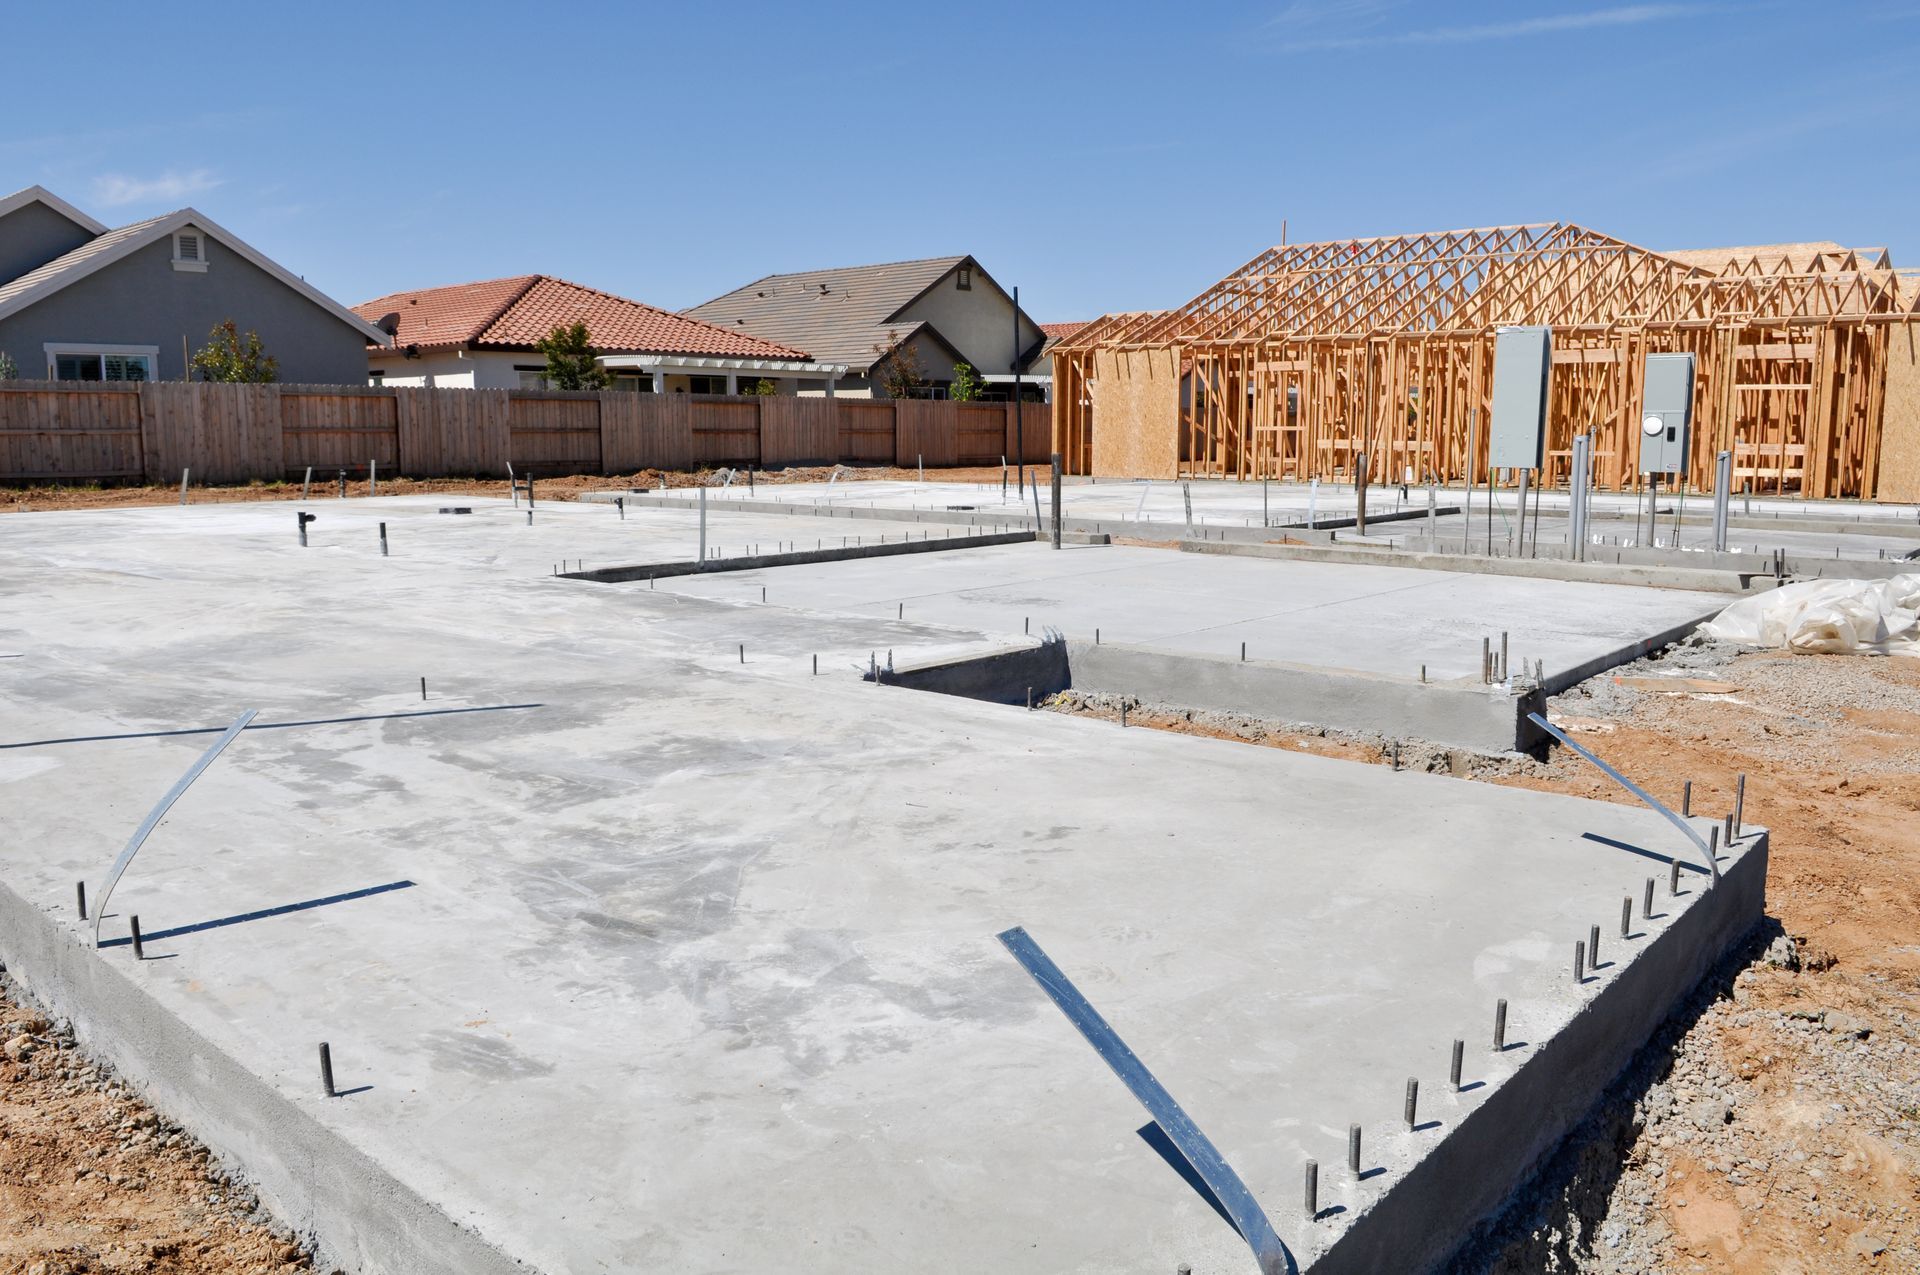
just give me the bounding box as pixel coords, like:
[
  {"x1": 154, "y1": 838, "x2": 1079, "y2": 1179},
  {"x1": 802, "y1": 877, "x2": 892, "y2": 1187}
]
[
  {"x1": 1527, "y1": 711, "x2": 1719, "y2": 884},
  {"x1": 997, "y1": 925, "x2": 1296, "y2": 1275},
  {"x1": 93, "y1": 709, "x2": 258, "y2": 948}
]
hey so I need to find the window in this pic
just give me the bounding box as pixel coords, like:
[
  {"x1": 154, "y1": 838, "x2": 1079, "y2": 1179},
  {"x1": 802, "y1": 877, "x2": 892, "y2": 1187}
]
[
  {"x1": 514, "y1": 365, "x2": 549, "y2": 389},
  {"x1": 613, "y1": 372, "x2": 654, "y2": 393},
  {"x1": 368, "y1": 369, "x2": 385, "y2": 385},
  {"x1": 46, "y1": 344, "x2": 157, "y2": 382},
  {"x1": 956, "y1": 266, "x2": 972, "y2": 290},
  {"x1": 171, "y1": 230, "x2": 208, "y2": 272},
  {"x1": 688, "y1": 375, "x2": 729, "y2": 395}
]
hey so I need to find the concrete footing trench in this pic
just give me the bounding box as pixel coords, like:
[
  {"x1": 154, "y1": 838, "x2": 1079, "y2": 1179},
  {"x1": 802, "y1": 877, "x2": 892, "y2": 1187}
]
[{"x1": 0, "y1": 494, "x2": 1772, "y2": 1274}]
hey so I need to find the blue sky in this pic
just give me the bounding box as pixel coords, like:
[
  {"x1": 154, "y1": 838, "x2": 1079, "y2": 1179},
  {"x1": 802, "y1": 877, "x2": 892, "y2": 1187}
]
[{"x1": 4, "y1": 2, "x2": 1915, "y2": 323}]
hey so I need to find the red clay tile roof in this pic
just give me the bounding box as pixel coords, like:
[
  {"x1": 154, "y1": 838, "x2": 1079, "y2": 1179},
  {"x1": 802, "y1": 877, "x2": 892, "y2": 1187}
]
[
  {"x1": 1038, "y1": 321, "x2": 1089, "y2": 341},
  {"x1": 354, "y1": 275, "x2": 812, "y2": 360}
]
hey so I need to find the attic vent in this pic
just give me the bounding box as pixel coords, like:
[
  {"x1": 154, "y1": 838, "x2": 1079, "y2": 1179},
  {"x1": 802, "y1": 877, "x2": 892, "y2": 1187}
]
[{"x1": 171, "y1": 230, "x2": 208, "y2": 272}]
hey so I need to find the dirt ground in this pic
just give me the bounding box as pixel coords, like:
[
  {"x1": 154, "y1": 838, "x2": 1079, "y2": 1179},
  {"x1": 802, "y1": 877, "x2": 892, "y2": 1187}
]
[
  {"x1": 0, "y1": 975, "x2": 315, "y2": 1274},
  {"x1": 1, "y1": 465, "x2": 1024, "y2": 513}
]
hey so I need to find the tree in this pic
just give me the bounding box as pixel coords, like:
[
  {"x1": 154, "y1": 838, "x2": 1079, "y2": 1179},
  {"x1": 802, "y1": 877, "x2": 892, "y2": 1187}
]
[
  {"x1": 191, "y1": 321, "x2": 278, "y2": 383},
  {"x1": 949, "y1": 361, "x2": 985, "y2": 402},
  {"x1": 0, "y1": 351, "x2": 16, "y2": 381},
  {"x1": 873, "y1": 340, "x2": 926, "y2": 399},
  {"x1": 741, "y1": 378, "x2": 778, "y2": 396},
  {"x1": 534, "y1": 321, "x2": 611, "y2": 390}
]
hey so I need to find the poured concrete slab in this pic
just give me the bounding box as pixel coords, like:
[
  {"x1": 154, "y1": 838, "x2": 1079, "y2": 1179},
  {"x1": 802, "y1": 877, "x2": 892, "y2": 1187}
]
[
  {"x1": 0, "y1": 500, "x2": 1765, "y2": 1274},
  {"x1": 646, "y1": 540, "x2": 1725, "y2": 686}
]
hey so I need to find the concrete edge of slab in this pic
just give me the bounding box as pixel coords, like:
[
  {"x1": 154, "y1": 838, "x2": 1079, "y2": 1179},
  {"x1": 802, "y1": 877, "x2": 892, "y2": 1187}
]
[
  {"x1": 878, "y1": 639, "x2": 1544, "y2": 753},
  {"x1": 0, "y1": 882, "x2": 530, "y2": 1275},
  {"x1": 1538, "y1": 609, "x2": 1724, "y2": 697},
  {"x1": 1178, "y1": 538, "x2": 1765, "y2": 593},
  {"x1": 559, "y1": 529, "x2": 1036, "y2": 583},
  {"x1": 1324, "y1": 832, "x2": 1769, "y2": 1275},
  {"x1": 575, "y1": 489, "x2": 1443, "y2": 543}
]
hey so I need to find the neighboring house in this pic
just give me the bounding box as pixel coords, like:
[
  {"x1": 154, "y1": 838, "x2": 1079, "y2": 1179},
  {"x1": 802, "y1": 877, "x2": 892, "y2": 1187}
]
[
  {"x1": 353, "y1": 275, "x2": 844, "y2": 393},
  {"x1": 685, "y1": 255, "x2": 1049, "y2": 399},
  {"x1": 0, "y1": 185, "x2": 385, "y2": 383}
]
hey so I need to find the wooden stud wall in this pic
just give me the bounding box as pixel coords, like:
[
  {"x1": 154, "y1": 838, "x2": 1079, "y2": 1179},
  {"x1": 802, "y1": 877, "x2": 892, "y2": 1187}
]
[{"x1": 1053, "y1": 224, "x2": 1919, "y2": 499}]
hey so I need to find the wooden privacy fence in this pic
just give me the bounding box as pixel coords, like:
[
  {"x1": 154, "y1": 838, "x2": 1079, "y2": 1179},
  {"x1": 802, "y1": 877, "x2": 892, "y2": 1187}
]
[{"x1": 0, "y1": 382, "x2": 1055, "y2": 486}]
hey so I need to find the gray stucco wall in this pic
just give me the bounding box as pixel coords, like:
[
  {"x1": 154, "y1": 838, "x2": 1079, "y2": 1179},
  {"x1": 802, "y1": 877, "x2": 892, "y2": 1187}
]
[
  {"x1": 0, "y1": 202, "x2": 96, "y2": 287},
  {"x1": 0, "y1": 232, "x2": 373, "y2": 384}
]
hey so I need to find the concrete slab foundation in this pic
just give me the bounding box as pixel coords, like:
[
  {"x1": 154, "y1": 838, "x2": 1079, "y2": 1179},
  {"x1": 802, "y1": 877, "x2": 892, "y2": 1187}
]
[{"x1": 0, "y1": 498, "x2": 1769, "y2": 1274}]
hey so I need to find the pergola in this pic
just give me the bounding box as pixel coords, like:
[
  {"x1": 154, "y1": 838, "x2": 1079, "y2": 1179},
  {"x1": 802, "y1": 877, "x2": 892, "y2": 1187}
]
[{"x1": 1050, "y1": 223, "x2": 1920, "y2": 498}]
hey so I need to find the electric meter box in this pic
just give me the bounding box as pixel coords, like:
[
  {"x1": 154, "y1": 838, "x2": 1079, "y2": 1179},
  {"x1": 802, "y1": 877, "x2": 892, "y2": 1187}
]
[
  {"x1": 1638, "y1": 353, "x2": 1695, "y2": 475},
  {"x1": 1489, "y1": 325, "x2": 1551, "y2": 470}
]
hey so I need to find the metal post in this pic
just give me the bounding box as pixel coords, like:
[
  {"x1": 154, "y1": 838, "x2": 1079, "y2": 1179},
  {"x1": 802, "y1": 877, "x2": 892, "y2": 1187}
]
[
  {"x1": 1347, "y1": 1124, "x2": 1361, "y2": 1173},
  {"x1": 319, "y1": 1042, "x2": 336, "y2": 1098},
  {"x1": 179, "y1": 468, "x2": 189, "y2": 505},
  {"x1": 1713, "y1": 451, "x2": 1732, "y2": 552},
  {"x1": 301, "y1": 466, "x2": 312, "y2": 501},
  {"x1": 1568, "y1": 432, "x2": 1586, "y2": 559},
  {"x1": 1463, "y1": 407, "x2": 1478, "y2": 552},
  {"x1": 1403, "y1": 1078, "x2": 1418, "y2": 1129},
  {"x1": 1494, "y1": 998, "x2": 1508, "y2": 1050},
  {"x1": 297, "y1": 512, "x2": 308, "y2": 547},
  {"x1": 698, "y1": 487, "x2": 708, "y2": 562},
  {"x1": 370, "y1": 458, "x2": 378, "y2": 498},
  {"x1": 1734, "y1": 773, "x2": 1746, "y2": 836},
  {"x1": 1355, "y1": 453, "x2": 1369, "y2": 535},
  {"x1": 130, "y1": 915, "x2": 144, "y2": 961},
  {"x1": 1574, "y1": 940, "x2": 1586, "y2": 982},
  {"x1": 1012, "y1": 284, "x2": 1026, "y2": 497},
  {"x1": 1426, "y1": 479, "x2": 1437, "y2": 544},
  {"x1": 1512, "y1": 468, "x2": 1530, "y2": 556},
  {"x1": 1051, "y1": 453, "x2": 1063, "y2": 550},
  {"x1": 1621, "y1": 897, "x2": 1633, "y2": 938},
  {"x1": 1263, "y1": 477, "x2": 1269, "y2": 528},
  {"x1": 1643, "y1": 877, "x2": 1655, "y2": 919},
  {"x1": 1308, "y1": 476, "x2": 1319, "y2": 528},
  {"x1": 1303, "y1": 1160, "x2": 1318, "y2": 1219},
  {"x1": 1682, "y1": 780, "x2": 1692, "y2": 818},
  {"x1": 1449, "y1": 1039, "x2": 1464, "y2": 1091},
  {"x1": 1589, "y1": 923, "x2": 1601, "y2": 966},
  {"x1": 76, "y1": 881, "x2": 87, "y2": 920},
  {"x1": 379, "y1": 522, "x2": 388, "y2": 557}
]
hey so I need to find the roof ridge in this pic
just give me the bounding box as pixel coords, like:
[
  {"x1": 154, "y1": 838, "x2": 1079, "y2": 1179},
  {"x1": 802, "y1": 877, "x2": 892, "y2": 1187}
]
[
  {"x1": 471, "y1": 275, "x2": 549, "y2": 343},
  {"x1": 741, "y1": 255, "x2": 967, "y2": 285}
]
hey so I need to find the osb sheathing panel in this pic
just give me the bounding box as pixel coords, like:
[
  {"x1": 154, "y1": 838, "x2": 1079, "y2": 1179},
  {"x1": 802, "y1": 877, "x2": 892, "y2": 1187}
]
[
  {"x1": 1877, "y1": 323, "x2": 1920, "y2": 502},
  {"x1": 1091, "y1": 349, "x2": 1179, "y2": 478}
]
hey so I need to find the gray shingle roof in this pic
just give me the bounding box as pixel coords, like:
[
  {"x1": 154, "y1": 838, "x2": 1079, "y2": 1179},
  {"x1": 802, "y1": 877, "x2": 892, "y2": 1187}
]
[
  {"x1": 0, "y1": 213, "x2": 171, "y2": 311},
  {"x1": 685, "y1": 256, "x2": 967, "y2": 373}
]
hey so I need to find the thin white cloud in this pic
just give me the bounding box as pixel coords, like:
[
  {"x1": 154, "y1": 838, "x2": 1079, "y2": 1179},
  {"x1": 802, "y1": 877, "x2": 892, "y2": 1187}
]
[
  {"x1": 90, "y1": 168, "x2": 222, "y2": 208},
  {"x1": 1270, "y1": 3, "x2": 1701, "y2": 51}
]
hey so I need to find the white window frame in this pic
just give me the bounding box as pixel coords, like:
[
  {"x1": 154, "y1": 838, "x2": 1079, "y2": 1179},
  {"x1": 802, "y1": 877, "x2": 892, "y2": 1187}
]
[
  {"x1": 44, "y1": 342, "x2": 160, "y2": 382},
  {"x1": 172, "y1": 229, "x2": 209, "y2": 272}
]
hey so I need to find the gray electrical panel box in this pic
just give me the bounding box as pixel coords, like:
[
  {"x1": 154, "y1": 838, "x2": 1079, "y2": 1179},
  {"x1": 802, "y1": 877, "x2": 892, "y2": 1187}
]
[
  {"x1": 1638, "y1": 353, "x2": 1695, "y2": 475},
  {"x1": 1489, "y1": 325, "x2": 1551, "y2": 470}
]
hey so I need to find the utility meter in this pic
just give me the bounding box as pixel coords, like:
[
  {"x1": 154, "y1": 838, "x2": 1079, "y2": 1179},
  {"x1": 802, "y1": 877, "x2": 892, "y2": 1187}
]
[{"x1": 1638, "y1": 353, "x2": 1694, "y2": 475}]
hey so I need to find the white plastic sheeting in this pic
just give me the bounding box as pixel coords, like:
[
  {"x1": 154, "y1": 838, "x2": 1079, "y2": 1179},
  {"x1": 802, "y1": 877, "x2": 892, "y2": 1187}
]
[{"x1": 1700, "y1": 574, "x2": 1920, "y2": 655}]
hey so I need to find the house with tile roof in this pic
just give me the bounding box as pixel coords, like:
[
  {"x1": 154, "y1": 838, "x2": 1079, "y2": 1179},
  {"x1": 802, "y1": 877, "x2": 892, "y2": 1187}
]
[
  {"x1": 685, "y1": 256, "x2": 1048, "y2": 399},
  {"x1": 0, "y1": 186, "x2": 387, "y2": 383},
  {"x1": 353, "y1": 275, "x2": 846, "y2": 393}
]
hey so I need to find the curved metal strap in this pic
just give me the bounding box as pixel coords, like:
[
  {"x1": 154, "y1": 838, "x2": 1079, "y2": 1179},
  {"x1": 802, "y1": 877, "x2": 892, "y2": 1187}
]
[
  {"x1": 998, "y1": 926, "x2": 1296, "y2": 1275},
  {"x1": 1526, "y1": 711, "x2": 1718, "y2": 884},
  {"x1": 94, "y1": 709, "x2": 258, "y2": 948}
]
